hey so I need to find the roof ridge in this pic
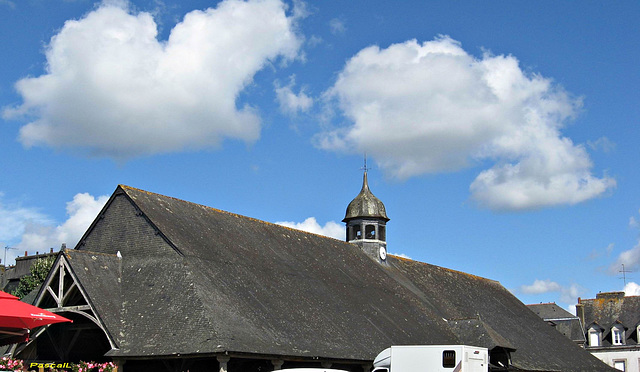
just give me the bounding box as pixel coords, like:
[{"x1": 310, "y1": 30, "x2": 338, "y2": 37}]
[
  {"x1": 64, "y1": 248, "x2": 118, "y2": 258},
  {"x1": 581, "y1": 294, "x2": 640, "y2": 301},
  {"x1": 118, "y1": 184, "x2": 346, "y2": 243},
  {"x1": 390, "y1": 254, "x2": 498, "y2": 284}
]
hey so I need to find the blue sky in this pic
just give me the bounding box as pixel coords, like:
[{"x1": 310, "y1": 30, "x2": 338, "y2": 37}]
[{"x1": 1, "y1": 0, "x2": 639, "y2": 312}]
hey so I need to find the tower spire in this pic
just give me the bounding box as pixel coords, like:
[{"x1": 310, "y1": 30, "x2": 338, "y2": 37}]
[
  {"x1": 360, "y1": 154, "x2": 371, "y2": 192},
  {"x1": 343, "y1": 158, "x2": 389, "y2": 264}
]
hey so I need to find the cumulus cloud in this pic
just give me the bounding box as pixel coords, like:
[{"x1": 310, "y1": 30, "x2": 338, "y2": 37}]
[
  {"x1": 4, "y1": 0, "x2": 303, "y2": 158},
  {"x1": 624, "y1": 282, "x2": 640, "y2": 296},
  {"x1": 519, "y1": 279, "x2": 583, "y2": 304},
  {"x1": 0, "y1": 193, "x2": 52, "y2": 244},
  {"x1": 520, "y1": 279, "x2": 562, "y2": 294},
  {"x1": 609, "y1": 209, "x2": 640, "y2": 274},
  {"x1": 275, "y1": 75, "x2": 313, "y2": 115},
  {"x1": 0, "y1": 192, "x2": 108, "y2": 265},
  {"x1": 319, "y1": 36, "x2": 615, "y2": 211},
  {"x1": 276, "y1": 217, "x2": 343, "y2": 240},
  {"x1": 610, "y1": 240, "x2": 640, "y2": 273}
]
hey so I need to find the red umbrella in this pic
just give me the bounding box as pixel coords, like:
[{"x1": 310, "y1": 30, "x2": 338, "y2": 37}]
[
  {"x1": 0, "y1": 291, "x2": 18, "y2": 300},
  {"x1": 0, "y1": 290, "x2": 72, "y2": 345}
]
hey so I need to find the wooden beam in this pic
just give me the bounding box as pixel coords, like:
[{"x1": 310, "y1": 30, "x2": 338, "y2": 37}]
[
  {"x1": 46, "y1": 286, "x2": 60, "y2": 305},
  {"x1": 46, "y1": 305, "x2": 91, "y2": 312}
]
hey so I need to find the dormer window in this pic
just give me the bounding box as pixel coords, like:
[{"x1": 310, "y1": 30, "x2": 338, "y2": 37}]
[
  {"x1": 612, "y1": 324, "x2": 625, "y2": 346},
  {"x1": 587, "y1": 325, "x2": 602, "y2": 347}
]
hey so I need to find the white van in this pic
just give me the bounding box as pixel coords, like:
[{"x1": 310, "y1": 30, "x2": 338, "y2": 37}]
[{"x1": 372, "y1": 345, "x2": 488, "y2": 372}]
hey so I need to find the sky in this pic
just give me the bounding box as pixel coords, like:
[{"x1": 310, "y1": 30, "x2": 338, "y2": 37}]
[{"x1": 1, "y1": 0, "x2": 639, "y2": 313}]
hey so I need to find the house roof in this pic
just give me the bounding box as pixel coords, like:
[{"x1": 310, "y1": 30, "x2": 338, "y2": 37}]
[
  {"x1": 67, "y1": 185, "x2": 610, "y2": 371},
  {"x1": 579, "y1": 292, "x2": 640, "y2": 346},
  {"x1": 527, "y1": 303, "x2": 586, "y2": 344},
  {"x1": 527, "y1": 303, "x2": 575, "y2": 320}
]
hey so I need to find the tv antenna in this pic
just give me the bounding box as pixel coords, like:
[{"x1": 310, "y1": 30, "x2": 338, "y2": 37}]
[
  {"x1": 3, "y1": 246, "x2": 18, "y2": 268},
  {"x1": 620, "y1": 264, "x2": 633, "y2": 287}
]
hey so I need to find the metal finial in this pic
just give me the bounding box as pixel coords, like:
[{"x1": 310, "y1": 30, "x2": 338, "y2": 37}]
[{"x1": 360, "y1": 153, "x2": 370, "y2": 173}]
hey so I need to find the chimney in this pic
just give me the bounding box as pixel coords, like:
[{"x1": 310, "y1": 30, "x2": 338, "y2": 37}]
[
  {"x1": 576, "y1": 303, "x2": 585, "y2": 328},
  {"x1": 61, "y1": 243, "x2": 66, "y2": 250},
  {"x1": 25, "y1": 251, "x2": 28, "y2": 256}
]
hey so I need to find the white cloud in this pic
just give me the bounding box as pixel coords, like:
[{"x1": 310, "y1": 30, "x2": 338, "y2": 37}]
[
  {"x1": 559, "y1": 283, "x2": 583, "y2": 305},
  {"x1": 276, "y1": 217, "x2": 343, "y2": 240},
  {"x1": 329, "y1": 18, "x2": 346, "y2": 35},
  {"x1": 587, "y1": 243, "x2": 615, "y2": 261},
  {"x1": 0, "y1": 194, "x2": 52, "y2": 244},
  {"x1": 587, "y1": 136, "x2": 615, "y2": 153},
  {"x1": 520, "y1": 279, "x2": 562, "y2": 294},
  {"x1": 53, "y1": 193, "x2": 110, "y2": 246},
  {"x1": 275, "y1": 75, "x2": 314, "y2": 115},
  {"x1": 319, "y1": 36, "x2": 615, "y2": 211},
  {"x1": 607, "y1": 243, "x2": 615, "y2": 255},
  {"x1": 519, "y1": 279, "x2": 583, "y2": 305},
  {"x1": 4, "y1": 0, "x2": 303, "y2": 159},
  {"x1": 624, "y1": 282, "x2": 640, "y2": 296},
  {"x1": 0, "y1": 192, "x2": 108, "y2": 265},
  {"x1": 610, "y1": 240, "x2": 640, "y2": 274}
]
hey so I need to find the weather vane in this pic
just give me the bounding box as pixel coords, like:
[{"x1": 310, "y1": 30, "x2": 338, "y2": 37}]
[{"x1": 361, "y1": 153, "x2": 370, "y2": 173}]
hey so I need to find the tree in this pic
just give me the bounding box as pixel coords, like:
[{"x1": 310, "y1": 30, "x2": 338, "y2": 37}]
[{"x1": 12, "y1": 256, "x2": 55, "y2": 299}]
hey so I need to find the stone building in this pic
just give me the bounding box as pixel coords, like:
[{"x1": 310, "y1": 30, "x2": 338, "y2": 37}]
[{"x1": 577, "y1": 292, "x2": 640, "y2": 371}]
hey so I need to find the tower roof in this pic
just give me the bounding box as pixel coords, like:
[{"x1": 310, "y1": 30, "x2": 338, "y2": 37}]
[{"x1": 343, "y1": 171, "x2": 389, "y2": 222}]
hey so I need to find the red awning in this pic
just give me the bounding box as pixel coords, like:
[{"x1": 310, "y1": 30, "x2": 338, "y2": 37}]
[{"x1": 0, "y1": 290, "x2": 72, "y2": 330}]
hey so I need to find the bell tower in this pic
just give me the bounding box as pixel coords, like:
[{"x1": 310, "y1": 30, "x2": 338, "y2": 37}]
[{"x1": 343, "y1": 164, "x2": 389, "y2": 264}]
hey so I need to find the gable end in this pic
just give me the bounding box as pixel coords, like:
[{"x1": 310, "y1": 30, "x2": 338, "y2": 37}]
[{"x1": 77, "y1": 186, "x2": 182, "y2": 257}]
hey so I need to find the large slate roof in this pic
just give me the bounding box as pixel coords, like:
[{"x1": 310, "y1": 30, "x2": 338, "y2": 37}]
[{"x1": 67, "y1": 185, "x2": 610, "y2": 371}]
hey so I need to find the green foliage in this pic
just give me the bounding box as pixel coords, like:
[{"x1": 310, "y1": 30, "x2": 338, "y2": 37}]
[{"x1": 12, "y1": 256, "x2": 55, "y2": 299}]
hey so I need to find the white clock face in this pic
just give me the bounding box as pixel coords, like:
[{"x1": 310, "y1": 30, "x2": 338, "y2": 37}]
[{"x1": 379, "y1": 246, "x2": 387, "y2": 260}]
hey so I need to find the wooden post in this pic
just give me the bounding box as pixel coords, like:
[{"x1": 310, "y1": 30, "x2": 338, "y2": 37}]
[
  {"x1": 271, "y1": 359, "x2": 284, "y2": 370},
  {"x1": 217, "y1": 355, "x2": 230, "y2": 372}
]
